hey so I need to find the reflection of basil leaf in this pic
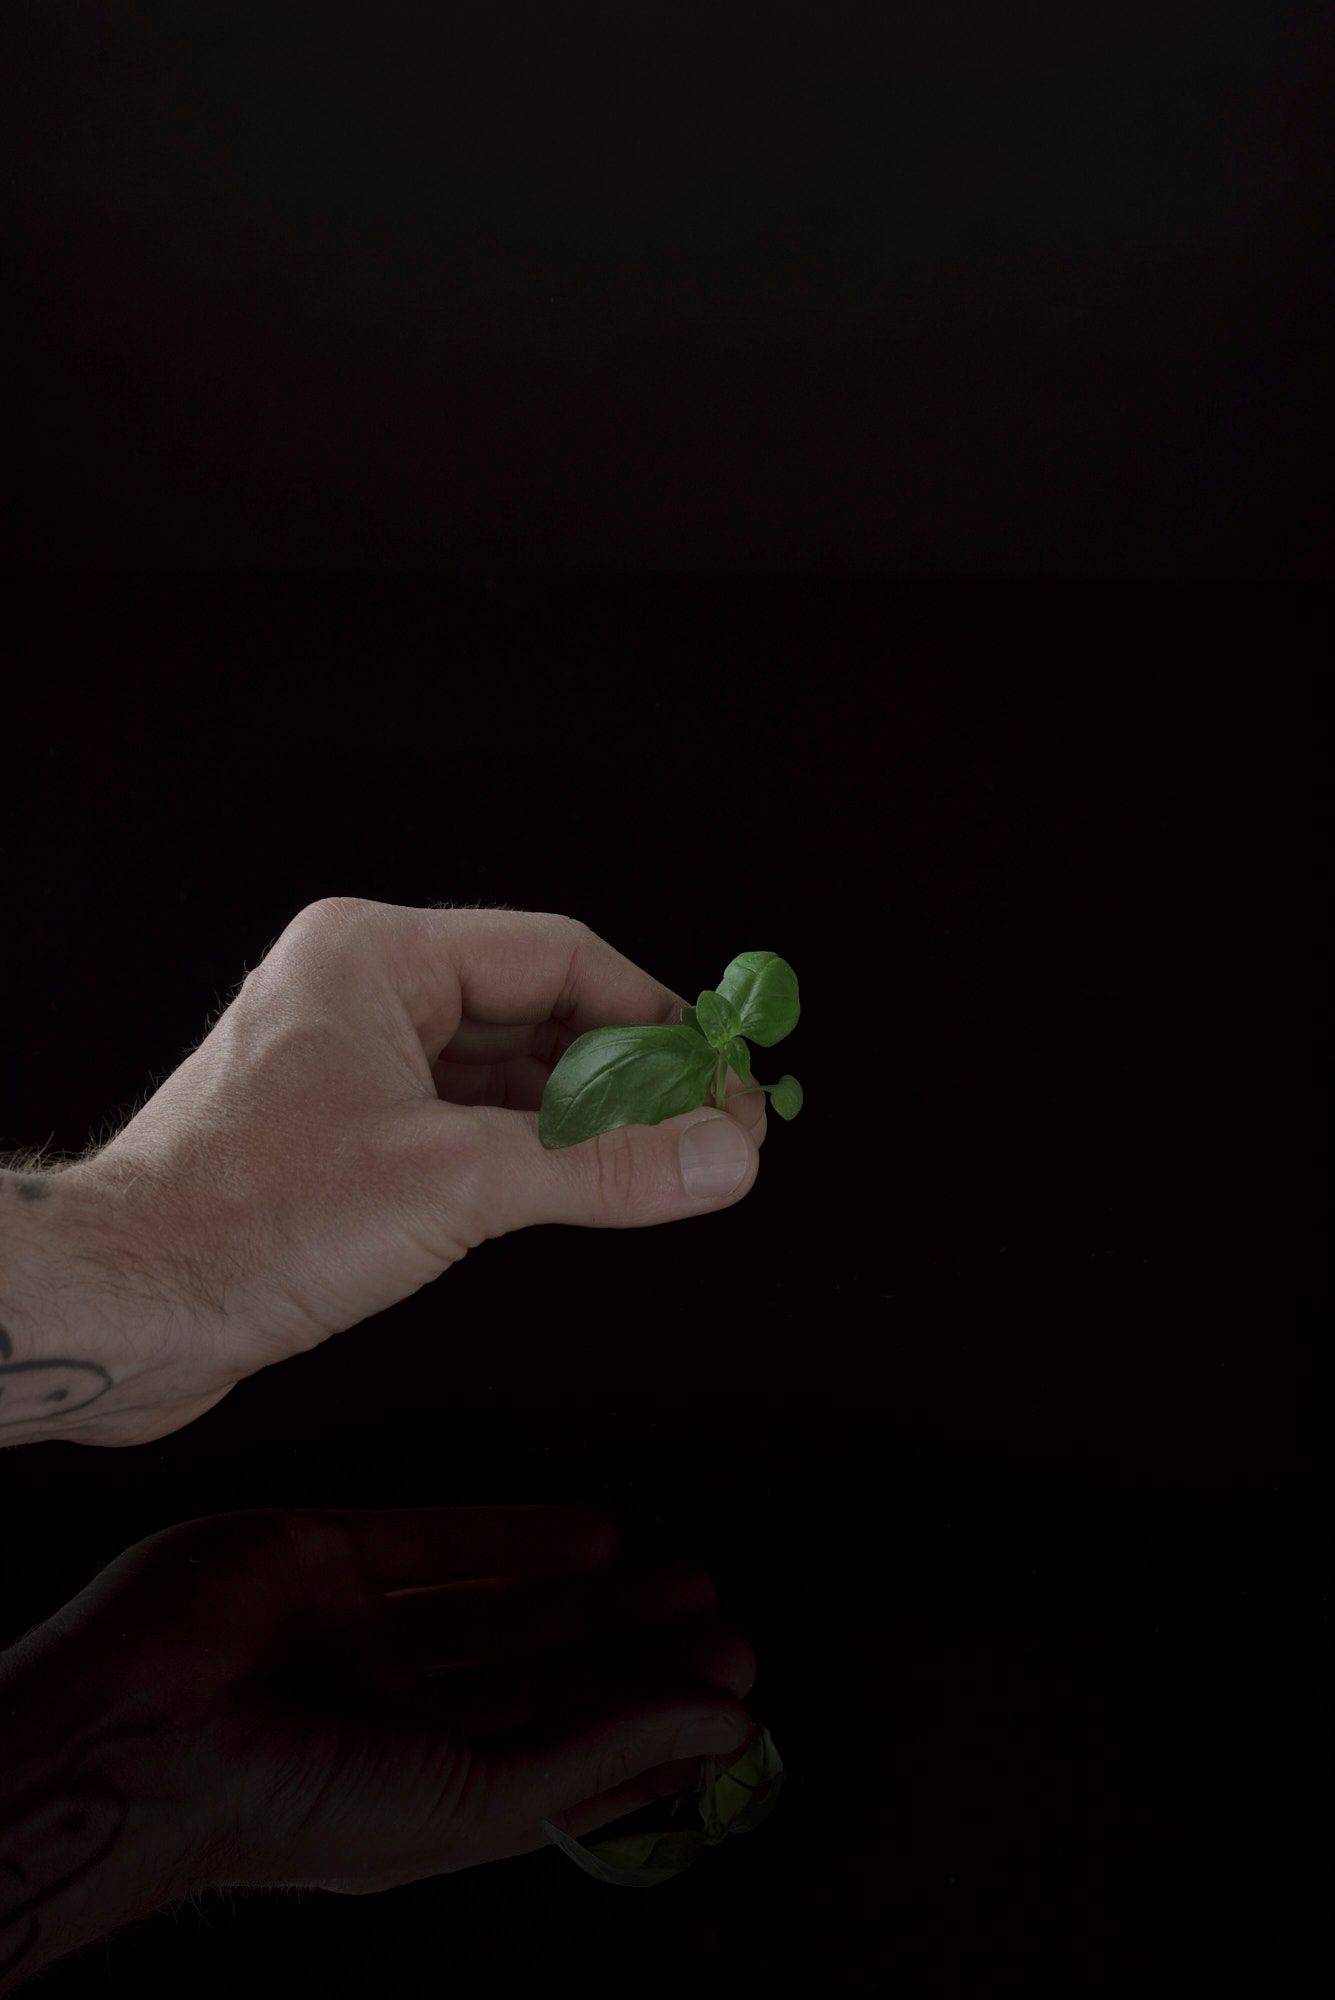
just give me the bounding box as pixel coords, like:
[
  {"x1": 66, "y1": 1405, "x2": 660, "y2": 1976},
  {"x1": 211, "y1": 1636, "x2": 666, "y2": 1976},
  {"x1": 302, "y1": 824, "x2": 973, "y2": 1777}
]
[
  {"x1": 707, "y1": 1744, "x2": 783, "y2": 1832},
  {"x1": 539, "y1": 1818, "x2": 706, "y2": 1887},
  {"x1": 540, "y1": 1728, "x2": 785, "y2": 1888},
  {"x1": 699, "y1": 1727, "x2": 786, "y2": 1842}
]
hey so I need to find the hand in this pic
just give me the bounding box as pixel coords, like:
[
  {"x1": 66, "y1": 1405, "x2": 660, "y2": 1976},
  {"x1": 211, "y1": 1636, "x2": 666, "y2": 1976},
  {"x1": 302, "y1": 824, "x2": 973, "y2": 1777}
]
[
  {"x1": 0, "y1": 1504, "x2": 757, "y2": 1984},
  {"x1": 39, "y1": 901, "x2": 766, "y2": 1443}
]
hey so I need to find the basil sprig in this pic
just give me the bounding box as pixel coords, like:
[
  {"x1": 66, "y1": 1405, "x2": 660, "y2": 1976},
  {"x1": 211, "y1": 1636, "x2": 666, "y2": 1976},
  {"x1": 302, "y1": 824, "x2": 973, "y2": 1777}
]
[
  {"x1": 539, "y1": 1724, "x2": 786, "y2": 1888},
  {"x1": 538, "y1": 951, "x2": 803, "y2": 1150}
]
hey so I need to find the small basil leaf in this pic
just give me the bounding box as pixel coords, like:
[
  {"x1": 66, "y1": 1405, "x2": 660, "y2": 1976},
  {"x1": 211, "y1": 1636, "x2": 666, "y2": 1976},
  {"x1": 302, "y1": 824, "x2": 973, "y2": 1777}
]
[
  {"x1": 723, "y1": 1768, "x2": 785, "y2": 1836},
  {"x1": 678, "y1": 1004, "x2": 705, "y2": 1038},
  {"x1": 709, "y1": 1725, "x2": 785, "y2": 1837},
  {"x1": 695, "y1": 988, "x2": 742, "y2": 1050},
  {"x1": 696, "y1": 1727, "x2": 786, "y2": 1844},
  {"x1": 716, "y1": 953, "x2": 800, "y2": 1047},
  {"x1": 587, "y1": 1833, "x2": 659, "y2": 1869},
  {"x1": 722, "y1": 1035, "x2": 752, "y2": 1087},
  {"x1": 767, "y1": 1074, "x2": 803, "y2": 1121},
  {"x1": 539, "y1": 1817, "x2": 706, "y2": 1886},
  {"x1": 538, "y1": 1025, "x2": 715, "y2": 1150}
]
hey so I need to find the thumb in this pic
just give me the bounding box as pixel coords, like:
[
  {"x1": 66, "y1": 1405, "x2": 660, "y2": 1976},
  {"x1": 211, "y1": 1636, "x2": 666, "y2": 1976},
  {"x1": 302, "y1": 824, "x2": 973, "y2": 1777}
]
[
  {"x1": 462, "y1": 1105, "x2": 760, "y2": 1235},
  {"x1": 472, "y1": 1687, "x2": 755, "y2": 1848}
]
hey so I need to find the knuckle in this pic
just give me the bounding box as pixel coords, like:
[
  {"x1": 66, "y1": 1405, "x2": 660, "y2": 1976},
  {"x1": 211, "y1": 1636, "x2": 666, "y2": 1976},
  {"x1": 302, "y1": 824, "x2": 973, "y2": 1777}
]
[
  {"x1": 295, "y1": 895, "x2": 346, "y2": 927},
  {"x1": 275, "y1": 1506, "x2": 359, "y2": 1577},
  {"x1": 230, "y1": 1505, "x2": 301, "y2": 1556},
  {"x1": 293, "y1": 895, "x2": 371, "y2": 937},
  {"x1": 123, "y1": 1507, "x2": 289, "y2": 1573},
  {"x1": 268, "y1": 899, "x2": 383, "y2": 988},
  {"x1": 114, "y1": 1522, "x2": 186, "y2": 1573}
]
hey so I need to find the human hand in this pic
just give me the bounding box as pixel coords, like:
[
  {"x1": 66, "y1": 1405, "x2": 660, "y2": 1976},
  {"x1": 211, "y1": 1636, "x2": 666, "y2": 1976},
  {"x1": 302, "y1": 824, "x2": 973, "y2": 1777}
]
[
  {"x1": 0, "y1": 1504, "x2": 757, "y2": 1986},
  {"x1": 19, "y1": 901, "x2": 765, "y2": 1444}
]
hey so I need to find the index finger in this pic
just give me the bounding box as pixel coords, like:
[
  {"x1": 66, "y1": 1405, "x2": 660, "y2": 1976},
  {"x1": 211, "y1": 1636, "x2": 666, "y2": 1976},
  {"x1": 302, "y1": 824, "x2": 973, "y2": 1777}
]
[
  {"x1": 384, "y1": 905, "x2": 687, "y2": 1045},
  {"x1": 321, "y1": 1505, "x2": 624, "y2": 1592}
]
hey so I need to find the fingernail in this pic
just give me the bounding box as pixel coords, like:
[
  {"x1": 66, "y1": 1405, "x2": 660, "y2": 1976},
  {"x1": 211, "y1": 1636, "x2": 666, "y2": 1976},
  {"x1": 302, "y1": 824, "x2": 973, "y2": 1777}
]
[{"x1": 680, "y1": 1117, "x2": 751, "y2": 1198}]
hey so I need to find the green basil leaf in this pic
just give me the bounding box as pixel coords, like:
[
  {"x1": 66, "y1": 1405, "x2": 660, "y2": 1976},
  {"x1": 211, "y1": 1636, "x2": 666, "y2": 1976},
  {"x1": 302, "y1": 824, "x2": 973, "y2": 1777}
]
[
  {"x1": 697, "y1": 1753, "x2": 731, "y2": 1846},
  {"x1": 538, "y1": 1025, "x2": 716, "y2": 1150},
  {"x1": 767, "y1": 1074, "x2": 803, "y2": 1121},
  {"x1": 695, "y1": 988, "x2": 742, "y2": 1050},
  {"x1": 678, "y1": 1004, "x2": 704, "y2": 1038},
  {"x1": 708, "y1": 1726, "x2": 785, "y2": 1837},
  {"x1": 696, "y1": 1728, "x2": 786, "y2": 1844},
  {"x1": 723, "y1": 1769, "x2": 785, "y2": 1837},
  {"x1": 540, "y1": 1730, "x2": 786, "y2": 1887},
  {"x1": 539, "y1": 1817, "x2": 707, "y2": 1886},
  {"x1": 722, "y1": 1035, "x2": 752, "y2": 1087},
  {"x1": 587, "y1": 1833, "x2": 659, "y2": 1869},
  {"x1": 716, "y1": 952, "x2": 800, "y2": 1047}
]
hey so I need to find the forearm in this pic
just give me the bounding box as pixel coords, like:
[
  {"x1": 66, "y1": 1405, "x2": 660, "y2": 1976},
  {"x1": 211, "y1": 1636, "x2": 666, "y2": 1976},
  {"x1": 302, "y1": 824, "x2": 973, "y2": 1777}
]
[
  {"x1": 0, "y1": 1650, "x2": 212, "y2": 1992},
  {"x1": 0, "y1": 1168, "x2": 195, "y2": 1447}
]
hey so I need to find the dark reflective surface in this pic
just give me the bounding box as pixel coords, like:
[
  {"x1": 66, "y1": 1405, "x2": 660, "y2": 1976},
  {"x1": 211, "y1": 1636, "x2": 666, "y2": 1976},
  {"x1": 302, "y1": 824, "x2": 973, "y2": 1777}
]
[{"x1": 1, "y1": 579, "x2": 1316, "y2": 1988}]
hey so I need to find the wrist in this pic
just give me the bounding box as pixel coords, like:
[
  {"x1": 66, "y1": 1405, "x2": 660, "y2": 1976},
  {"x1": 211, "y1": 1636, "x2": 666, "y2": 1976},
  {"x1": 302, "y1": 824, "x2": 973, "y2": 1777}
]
[
  {"x1": 0, "y1": 1168, "x2": 211, "y2": 1447},
  {"x1": 0, "y1": 1651, "x2": 216, "y2": 1992}
]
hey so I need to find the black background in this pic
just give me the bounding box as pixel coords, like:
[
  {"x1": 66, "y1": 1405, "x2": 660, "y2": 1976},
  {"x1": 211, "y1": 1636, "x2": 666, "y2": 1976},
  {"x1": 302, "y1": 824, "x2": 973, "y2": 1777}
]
[
  {"x1": 0, "y1": 0, "x2": 1326, "y2": 1989},
  {"x1": 0, "y1": 582, "x2": 1321, "y2": 1991},
  {"x1": 4, "y1": 0, "x2": 1333, "y2": 575}
]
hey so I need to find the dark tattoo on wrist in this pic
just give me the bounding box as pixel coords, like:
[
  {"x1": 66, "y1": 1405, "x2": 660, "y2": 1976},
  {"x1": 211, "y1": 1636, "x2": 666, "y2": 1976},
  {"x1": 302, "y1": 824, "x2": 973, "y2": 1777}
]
[
  {"x1": 0, "y1": 1331, "x2": 113, "y2": 1427},
  {"x1": 0, "y1": 1776, "x2": 128, "y2": 1983},
  {"x1": 0, "y1": 1161, "x2": 58, "y2": 1200}
]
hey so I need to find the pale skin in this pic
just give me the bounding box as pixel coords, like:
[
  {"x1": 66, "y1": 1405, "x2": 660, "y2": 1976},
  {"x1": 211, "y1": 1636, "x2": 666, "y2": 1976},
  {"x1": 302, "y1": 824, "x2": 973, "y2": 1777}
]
[
  {"x1": 0, "y1": 900, "x2": 765, "y2": 1447},
  {"x1": 0, "y1": 1505, "x2": 759, "y2": 1992},
  {"x1": 0, "y1": 904, "x2": 771, "y2": 1985}
]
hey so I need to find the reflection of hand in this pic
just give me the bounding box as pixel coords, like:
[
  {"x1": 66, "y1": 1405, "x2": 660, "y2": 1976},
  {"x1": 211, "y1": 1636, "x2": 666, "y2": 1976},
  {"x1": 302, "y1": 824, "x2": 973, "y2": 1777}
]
[
  {"x1": 0, "y1": 1505, "x2": 756, "y2": 1989},
  {"x1": 5, "y1": 901, "x2": 764, "y2": 1445}
]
